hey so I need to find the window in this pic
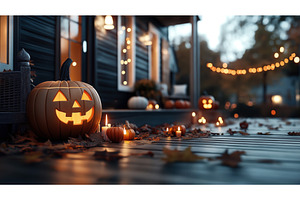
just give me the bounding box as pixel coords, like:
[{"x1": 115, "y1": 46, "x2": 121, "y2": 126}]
[
  {"x1": 60, "y1": 16, "x2": 82, "y2": 81},
  {"x1": 0, "y1": 16, "x2": 13, "y2": 71},
  {"x1": 117, "y1": 16, "x2": 135, "y2": 92},
  {"x1": 148, "y1": 23, "x2": 161, "y2": 83}
]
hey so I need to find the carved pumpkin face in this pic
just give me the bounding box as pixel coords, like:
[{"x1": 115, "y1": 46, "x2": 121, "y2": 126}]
[
  {"x1": 54, "y1": 89, "x2": 94, "y2": 125},
  {"x1": 198, "y1": 95, "x2": 215, "y2": 110},
  {"x1": 27, "y1": 81, "x2": 102, "y2": 140}
]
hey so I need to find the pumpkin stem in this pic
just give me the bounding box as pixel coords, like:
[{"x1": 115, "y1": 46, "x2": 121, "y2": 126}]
[{"x1": 59, "y1": 58, "x2": 73, "y2": 81}]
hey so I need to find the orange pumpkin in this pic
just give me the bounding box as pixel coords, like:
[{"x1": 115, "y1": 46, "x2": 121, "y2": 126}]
[
  {"x1": 169, "y1": 125, "x2": 186, "y2": 136},
  {"x1": 184, "y1": 100, "x2": 191, "y2": 108},
  {"x1": 124, "y1": 128, "x2": 135, "y2": 140},
  {"x1": 198, "y1": 95, "x2": 215, "y2": 110},
  {"x1": 106, "y1": 127, "x2": 124, "y2": 143},
  {"x1": 164, "y1": 100, "x2": 175, "y2": 109},
  {"x1": 27, "y1": 58, "x2": 102, "y2": 140},
  {"x1": 175, "y1": 100, "x2": 185, "y2": 109}
]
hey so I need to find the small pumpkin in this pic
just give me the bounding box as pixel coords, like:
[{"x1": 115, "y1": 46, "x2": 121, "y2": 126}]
[
  {"x1": 106, "y1": 127, "x2": 124, "y2": 143},
  {"x1": 198, "y1": 95, "x2": 215, "y2": 110},
  {"x1": 128, "y1": 96, "x2": 148, "y2": 109},
  {"x1": 184, "y1": 100, "x2": 191, "y2": 108},
  {"x1": 164, "y1": 100, "x2": 175, "y2": 109},
  {"x1": 27, "y1": 58, "x2": 102, "y2": 140},
  {"x1": 169, "y1": 125, "x2": 186, "y2": 136},
  {"x1": 124, "y1": 128, "x2": 135, "y2": 140},
  {"x1": 175, "y1": 100, "x2": 185, "y2": 109}
]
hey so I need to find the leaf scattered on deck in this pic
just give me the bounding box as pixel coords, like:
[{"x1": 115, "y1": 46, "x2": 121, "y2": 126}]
[
  {"x1": 162, "y1": 146, "x2": 206, "y2": 163},
  {"x1": 217, "y1": 149, "x2": 246, "y2": 168}
]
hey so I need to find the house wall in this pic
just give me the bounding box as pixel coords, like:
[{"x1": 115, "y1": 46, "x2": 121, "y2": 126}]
[
  {"x1": 14, "y1": 16, "x2": 58, "y2": 85},
  {"x1": 13, "y1": 16, "x2": 169, "y2": 109},
  {"x1": 94, "y1": 16, "x2": 169, "y2": 109}
]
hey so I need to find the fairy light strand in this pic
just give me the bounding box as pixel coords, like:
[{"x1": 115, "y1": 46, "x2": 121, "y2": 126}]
[
  {"x1": 120, "y1": 23, "x2": 132, "y2": 86},
  {"x1": 206, "y1": 51, "x2": 299, "y2": 76}
]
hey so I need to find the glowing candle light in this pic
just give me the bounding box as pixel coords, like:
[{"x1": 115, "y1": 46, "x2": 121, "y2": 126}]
[
  {"x1": 176, "y1": 126, "x2": 181, "y2": 137},
  {"x1": 101, "y1": 114, "x2": 110, "y2": 141}
]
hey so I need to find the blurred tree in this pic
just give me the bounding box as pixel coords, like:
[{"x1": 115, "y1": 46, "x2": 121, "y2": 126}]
[{"x1": 173, "y1": 16, "x2": 300, "y2": 107}]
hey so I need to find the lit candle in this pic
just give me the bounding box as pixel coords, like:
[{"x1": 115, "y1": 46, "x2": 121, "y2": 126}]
[
  {"x1": 191, "y1": 112, "x2": 197, "y2": 124},
  {"x1": 218, "y1": 116, "x2": 224, "y2": 125},
  {"x1": 155, "y1": 104, "x2": 159, "y2": 110},
  {"x1": 198, "y1": 117, "x2": 206, "y2": 125},
  {"x1": 216, "y1": 121, "x2": 220, "y2": 126},
  {"x1": 102, "y1": 114, "x2": 110, "y2": 141},
  {"x1": 123, "y1": 127, "x2": 126, "y2": 136},
  {"x1": 176, "y1": 127, "x2": 181, "y2": 137}
]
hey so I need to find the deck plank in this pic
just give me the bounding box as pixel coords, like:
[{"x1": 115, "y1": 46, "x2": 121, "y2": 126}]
[{"x1": 0, "y1": 118, "x2": 300, "y2": 184}]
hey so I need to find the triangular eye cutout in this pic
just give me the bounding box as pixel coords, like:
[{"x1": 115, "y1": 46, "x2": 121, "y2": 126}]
[
  {"x1": 53, "y1": 90, "x2": 68, "y2": 102},
  {"x1": 72, "y1": 100, "x2": 81, "y2": 108},
  {"x1": 81, "y1": 90, "x2": 92, "y2": 101}
]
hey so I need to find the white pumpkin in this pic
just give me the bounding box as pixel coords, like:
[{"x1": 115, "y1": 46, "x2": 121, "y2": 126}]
[{"x1": 128, "y1": 96, "x2": 149, "y2": 109}]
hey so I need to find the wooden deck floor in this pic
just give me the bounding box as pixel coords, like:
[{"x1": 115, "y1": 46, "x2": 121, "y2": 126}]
[{"x1": 0, "y1": 118, "x2": 300, "y2": 184}]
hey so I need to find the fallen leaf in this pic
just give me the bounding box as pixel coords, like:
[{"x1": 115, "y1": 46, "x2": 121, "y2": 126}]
[
  {"x1": 162, "y1": 146, "x2": 206, "y2": 163},
  {"x1": 24, "y1": 151, "x2": 44, "y2": 164},
  {"x1": 94, "y1": 149, "x2": 124, "y2": 162},
  {"x1": 257, "y1": 132, "x2": 271, "y2": 135},
  {"x1": 129, "y1": 151, "x2": 154, "y2": 157},
  {"x1": 288, "y1": 132, "x2": 300, "y2": 136},
  {"x1": 217, "y1": 149, "x2": 246, "y2": 168},
  {"x1": 239, "y1": 131, "x2": 249, "y2": 135}
]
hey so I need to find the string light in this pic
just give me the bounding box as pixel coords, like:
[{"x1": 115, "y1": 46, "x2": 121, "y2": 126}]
[
  {"x1": 279, "y1": 46, "x2": 284, "y2": 53},
  {"x1": 120, "y1": 23, "x2": 132, "y2": 86},
  {"x1": 206, "y1": 52, "x2": 298, "y2": 76},
  {"x1": 274, "y1": 52, "x2": 279, "y2": 58}
]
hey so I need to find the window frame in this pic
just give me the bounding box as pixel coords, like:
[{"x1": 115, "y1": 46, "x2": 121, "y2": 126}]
[
  {"x1": 148, "y1": 22, "x2": 161, "y2": 83},
  {"x1": 0, "y1": 16, "x2": 13, "y2": 71},
  {"x1": 117, "y1": 16, "x2": 136, "y2": 92}
]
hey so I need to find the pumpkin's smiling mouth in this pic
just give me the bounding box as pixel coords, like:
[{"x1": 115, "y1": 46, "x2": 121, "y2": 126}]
[{"x1": 55, "y1": 107, "x2": 94, "y2": 125}]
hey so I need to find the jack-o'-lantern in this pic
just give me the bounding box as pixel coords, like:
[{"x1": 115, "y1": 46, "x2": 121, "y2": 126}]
[
  {"x1": 198, "y1": 95, "x2": 215, "y2": 110},
  {"x1": 27, "y1": 58, "x2": 102, "y2": 140},
  {"x1": 169, "y1": 125, "x2": 186, "y2": 136}
]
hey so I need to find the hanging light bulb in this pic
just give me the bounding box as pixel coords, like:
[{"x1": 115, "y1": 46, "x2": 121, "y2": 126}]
[{"x1": 104, "y1": 15, "x2": 114, "y2": 30}]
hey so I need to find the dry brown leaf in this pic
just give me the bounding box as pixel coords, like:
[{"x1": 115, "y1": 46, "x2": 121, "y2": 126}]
[
  {"x1": 288, "y1": 132, "x2": 300, "y2": 136},
  {"x1": 217, "y1": 149, "x2": 246, "y2": 168},
  {"x1": 239, "y1": 131, "x2": 249, "y2": 135},
  {"x1": 257, "y1": 132, "x2": 271, "y2": 135},
  {"x1": 162, "y1": 146, "x2": 206, "y2": 163},
  {"x1": 94, "y1": 149, "x2": 123, "y2": 162}
]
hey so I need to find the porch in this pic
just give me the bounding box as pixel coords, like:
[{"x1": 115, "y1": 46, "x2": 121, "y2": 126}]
[{"x1": 0, "y1": 117, "x2": 299, "y2": 184}]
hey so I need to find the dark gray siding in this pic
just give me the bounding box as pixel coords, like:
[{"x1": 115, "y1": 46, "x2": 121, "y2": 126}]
[
  {"x1": 14, "y1": 16, "x2": 57, "y2": 85},
  {"x1": 135, "y1": 17, "x2": 149, "y2": 81},
  {"x1": 94, "y1": 17, "x2": 132, "y2": 109}
]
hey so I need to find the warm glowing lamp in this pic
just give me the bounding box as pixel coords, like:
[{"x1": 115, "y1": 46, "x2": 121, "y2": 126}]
[
  {"x1": 104, "y1": 15, "x2": 114, "y2": 30},
  {"x1": 271, "y1": 95, "x2": 282, "y2": 105}
]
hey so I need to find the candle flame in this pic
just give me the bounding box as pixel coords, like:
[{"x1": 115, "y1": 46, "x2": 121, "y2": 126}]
[
  {"x1": 216, "y1": 122, "x2": 220, "y2": 126},
  {"x1": 218, "y1": 117, "x2": 223, "y2": 124},
  {"x1": 178, "y1": 127, "x2": 180, "y2": 131},
  {"x1": 123, "y1": 127, "x2": 126, "y2": 135},
  {"x1": 105, "y1": 114, "x2": 108, "y2": 126},
  {"x1": 192, "y1": 112, "x2": 196, "y2": 117},
  {"x1": 166, "y1": 127, "x2": 169, "y2": 131}
]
